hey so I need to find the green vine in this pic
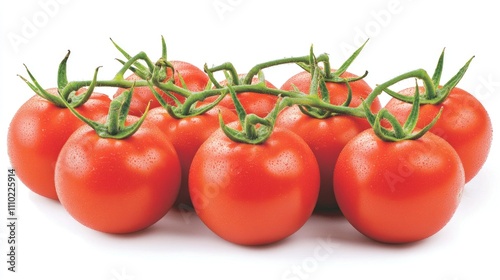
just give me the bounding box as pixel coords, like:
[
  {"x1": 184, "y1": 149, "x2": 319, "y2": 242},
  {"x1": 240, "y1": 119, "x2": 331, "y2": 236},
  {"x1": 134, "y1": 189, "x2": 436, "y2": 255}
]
[{"x1": 18, "y1": 36, "x2": 473, "y2": 142}]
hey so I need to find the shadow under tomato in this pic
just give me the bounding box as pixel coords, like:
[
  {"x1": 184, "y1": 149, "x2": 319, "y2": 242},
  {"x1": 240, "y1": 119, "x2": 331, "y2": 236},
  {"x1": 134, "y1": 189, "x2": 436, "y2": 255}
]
[
  {"x1": 293, "y1": 210, "x2": 428, "y2": 251},
  {"x1": 27, "y1": 189, "x2": 428, "y2": 251}
]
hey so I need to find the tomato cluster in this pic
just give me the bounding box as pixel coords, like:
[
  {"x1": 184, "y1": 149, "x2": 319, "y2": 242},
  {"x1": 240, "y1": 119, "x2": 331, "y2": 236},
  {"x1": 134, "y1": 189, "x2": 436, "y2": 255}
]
[{"x1": 7, "y1": 38, "x2": 492, "y2": 245}]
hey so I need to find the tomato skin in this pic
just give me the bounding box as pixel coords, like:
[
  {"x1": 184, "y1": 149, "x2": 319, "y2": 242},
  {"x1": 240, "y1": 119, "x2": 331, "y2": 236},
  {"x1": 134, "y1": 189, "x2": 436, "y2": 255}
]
[
  {"x1": 333, "y1": 129, "x2": 465, "y2": 243},
  {"x1": 189, "y1": 124, "x2": 320, "y2": 245},
  {"x1": 384, "y1": 87, "x2": 493, "y2": 183},
  {"x1": 114, "y1": 61, "x2": 209, "y2": 116},
  {"x1": 7, "y1": 88, "x2": 110, "y2": 200},
  {"x1": 204, "y1": 76, "x2": 279, "y2": 118},
  {"x1": 275, "y1": 106, "x2": 366, "y2": 211},
  {"x1": 55, "y1": 116, "x2": 181, "y2": 233},
  {"x1": 280, "y1": 70, "x2": 381, "y2": 129},
  {"x1": 145, "y1": 106, "x2": 238, "y2": 208}
]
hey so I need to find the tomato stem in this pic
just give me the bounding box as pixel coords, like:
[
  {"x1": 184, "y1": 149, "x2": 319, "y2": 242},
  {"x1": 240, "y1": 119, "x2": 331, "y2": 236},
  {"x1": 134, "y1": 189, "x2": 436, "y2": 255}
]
[
  {"x1": 363, "y1": 68, "x2": 436, "y2": 107},
  {"x1": 433, "y1": 55, "x2": 474, "y2": 104},
  {"x1": 206, "y1": 62, "x2": 240, "y2": 86},
  {"x1": 335, "y1": 39, "x2": 369, "y2": 78},
  {"x1": 218, "y1": 85, "x2": 281, "y2": 144},
  {"x1": 379, "y1": 50, "x2": 474, "y2": 105},
  {"x1": 290, "y1": 56, "x2": 354, "y2": 119},
  {"x1": 57, "y1": 50, "x2": 70, "y2": 91},
  {"x1": 56, "y1": 83, "x2": 151, "y2": 139},
  {"x1": 111, "y1": 38, "x2": 155, "y2": 79},
  {"x1": 431, "y1": 48, "x2": 445, "y2": 90},
  {"x1": 20, "y1": 37, "x2": 470, "y2": 143},
  {"x1": 18, "y1": 66, "x2": 66, "y2": 107},
  {"x1": 243, "y1": 55, "x2": 311, "y2": 85},
  {"x1": 363, "y1": 80, "x2": 443, "y2": 142}
]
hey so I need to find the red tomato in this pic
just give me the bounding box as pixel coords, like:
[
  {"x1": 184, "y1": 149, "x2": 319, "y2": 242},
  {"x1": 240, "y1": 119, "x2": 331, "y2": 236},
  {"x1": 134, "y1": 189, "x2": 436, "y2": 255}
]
[
  {"x1": 280, "y1": 70, "x2": 382, "y2": 129},
  {"x1": 55, "y1": 116, "x2": 181, "y2": 233},
  {"x1": 189, "y1": 123, "x2": 320, "y2": 245},
  {"x1": 204, "y1": 75, "x2": 278, "y2": 118},
  {"x1": 113, "y1": 61, "x2": 209, "y2": 116},
  {"x1": 145, "y1": 106, "x2": 238, "y2": 208},
  {"x1": 384, "y1": 87, "x2": 492, "y2": 183},
  {"x1": 7, "y1": 88, "x2": 110, "y2": 200},
  {"x1": 333, "y1": 129, "x2": 465, "y2": 243},
  {"x1": 275, "y1": 106, "x2": 366, "y2": 211}
]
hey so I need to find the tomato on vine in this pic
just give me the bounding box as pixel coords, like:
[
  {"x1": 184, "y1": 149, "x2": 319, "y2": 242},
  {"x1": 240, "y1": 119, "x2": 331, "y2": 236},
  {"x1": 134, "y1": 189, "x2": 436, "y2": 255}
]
[
  {"x1": 334, "y1": 84, "x2": 465, "y2": 243},
  {"x1": 144, "y1": 83, "x2": 238, "y2": 208},
  {"x1": 276, "y1": 47, "x2": 374, "y2": 210},
  {"x1": 382, "y1": 52, "x2": 492, "y2": 183},
  {"x1": 276, "y1": 106, "x2": 365, "y2": 211},
  {"x1": 189, "y1": 89, "x2": 320, "y2": 245},
  {"x1": 55, "y1": 87, "x2": 181, "y2": 233},
  {"x1": 7, "y1": 52, "x2": 110, "y2": 200}
]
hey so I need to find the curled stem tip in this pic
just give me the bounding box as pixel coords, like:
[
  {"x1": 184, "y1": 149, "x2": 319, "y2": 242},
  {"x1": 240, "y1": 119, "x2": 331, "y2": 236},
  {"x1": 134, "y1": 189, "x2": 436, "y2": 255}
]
[{"x1": 366, "y1": 81, "x2": 442, "y2": 142}]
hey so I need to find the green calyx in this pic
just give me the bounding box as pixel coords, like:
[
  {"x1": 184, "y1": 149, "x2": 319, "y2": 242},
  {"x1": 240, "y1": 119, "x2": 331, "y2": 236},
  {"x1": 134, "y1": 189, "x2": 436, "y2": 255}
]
[
  {"x1": 111, "y1": 37, "x2": 158, "y2": 81},
  {"x1": 274, "y1": 42, "x2": 368, "y2": 120},
  {"x1": 382, "y1": 49, "x2": 474, "y2": 105},
  {"x1": 113, "y1": 36, "x2": 220, "y2": 119},
  {"x1": 19, "y1": 50, "x2": 100, "y2": 109},
  {"x1": 296, "y1": 39, "x2": 369, "y2": 84},
  {"x1": 60, "y1": 83, "x2": 150, "y2": 139},
  {"x1": 148, "y1": 52, "x2": 225, "y2": 119},
  {"x1": 295, "y1": 47, "x2": 354, "y2": 119},
  {"x1": 219, "y1": 86, "x2": 281, "y2": 145},
  {"x1": 356, "y1": 48, "x2": 474, "y2": 142},
  {"x1": 147, "y1": 77, "x2": 227, "y2": 119},
  {"x1": 363, "y1": 81, "x2": 442, "y2": 142}
]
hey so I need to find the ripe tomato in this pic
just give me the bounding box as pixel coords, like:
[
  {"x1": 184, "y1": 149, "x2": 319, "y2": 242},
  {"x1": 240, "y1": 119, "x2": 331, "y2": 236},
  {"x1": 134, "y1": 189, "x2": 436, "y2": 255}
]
[
  {"x1": 275, "y1": 106, "x2": 366, "y2": 211},
  {"x1": 280, "y1": 70, "x2": 382, "y2": 129},
  {"x1": 383, "y1": 87, "x2": 493, "y2": 183},
  {"x1": 145, "y1": 105, "x2": 238, "y2": 208},
  {"x1": 333, "y1": 129, "x2": 465, "y2": 243},
  {"x1": 113, "y1": 61, "x2": 209, "y2": 116},
  {"x1": 189, "y1": 123, "x2": 320, "y2": 245},
  {"x1": 7, "y1": 88, "x2": 110, "y2": 200},
  {"x1": 55, "y1": 115, "x2": 181, "y2": 233},
  {"x1": 204, "y1": 75, "x2": 278, "y2": 118}
]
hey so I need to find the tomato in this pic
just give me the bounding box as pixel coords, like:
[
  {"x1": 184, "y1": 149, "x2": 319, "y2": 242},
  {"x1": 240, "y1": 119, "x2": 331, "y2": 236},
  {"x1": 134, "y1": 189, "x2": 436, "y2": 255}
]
[
  {"x1": 145, "y1": 105, "x2": 238, "y2": 208},
  {"x1": 383, "y1": 86, "x2": 493, "y2": 183},
  {"x1": 204, "y1": 75, "x2": 278, "y2": 118},
  {"x1": 55, "y1": 115, "x2": 181, "y2": 233},
  {"x1": 275, "y1": 106, "x2": 366, "y2": 211},
  {"x1": 7, "y1": 88, "x2": 110, "y2": 200},
  {"x1": 113, "y1": 60, "x2": 209, "y2": 116},
  {"x1": 189, "y1": 122, "x2": 320, "y2": 245},
  {"x1": 333, "y1": 129, "x2": 465, "y2": 243},
  {"x1": 280, "y1": 70, "x2": 382, "y2": 129}
]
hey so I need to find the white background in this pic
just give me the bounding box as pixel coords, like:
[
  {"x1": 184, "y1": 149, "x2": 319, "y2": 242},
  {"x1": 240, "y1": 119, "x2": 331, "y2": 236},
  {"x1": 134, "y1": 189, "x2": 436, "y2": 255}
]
[{"x1": 1, "y1": 0, "x2": 499, "y2": 279}]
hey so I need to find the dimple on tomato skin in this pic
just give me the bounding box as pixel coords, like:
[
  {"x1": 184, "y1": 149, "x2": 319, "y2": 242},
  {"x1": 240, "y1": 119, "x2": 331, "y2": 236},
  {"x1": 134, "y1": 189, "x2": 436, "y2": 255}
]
[
  {"x1": 188, "y1": 124, "x2": 320, "y2": 246},
  {"x1": 333, "y1": 129, "x2": 465, "y2": 244},
  {"x1": 7, "y1": 89, "x2": 111, "y2": 200}
]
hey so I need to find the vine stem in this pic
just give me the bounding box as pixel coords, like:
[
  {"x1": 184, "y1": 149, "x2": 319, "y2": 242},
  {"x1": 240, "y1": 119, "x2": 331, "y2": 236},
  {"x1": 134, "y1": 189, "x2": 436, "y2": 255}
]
[
  {"x1": 362, "y1": 68, "x2": 435, "y2": 107},
  {"x1": 241, "y1": 53, "x2": 332, "y2": 85},
  {"x1": 57, "y1": 68, "x2": 372, "y2": 119}
]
